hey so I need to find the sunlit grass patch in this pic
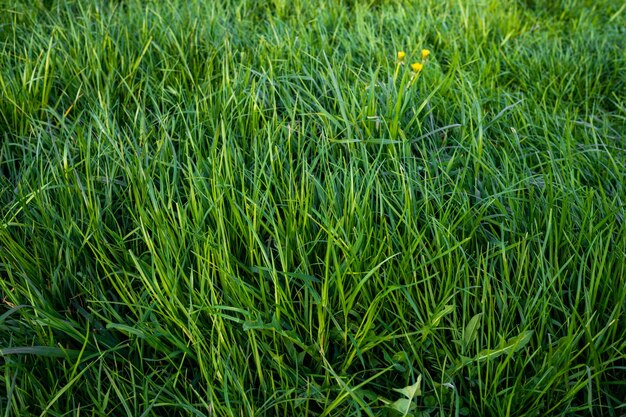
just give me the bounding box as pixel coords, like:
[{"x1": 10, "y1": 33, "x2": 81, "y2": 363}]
[{"x1": 1, "y1": 1, "x2": 625, "y2": 416}]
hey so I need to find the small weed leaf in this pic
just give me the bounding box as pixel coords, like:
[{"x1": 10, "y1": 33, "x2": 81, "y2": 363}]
[
  {"x1": 389, "y1": 398, "x2": 416, "y2": 415},
  {"x1": 475, "y1": 330, "x2": 534, "y2": 362},
  {"x1": 462, "y1": 313, "x2": 482, "y2": 349},
  {"x1": 392, "y1": 376, "x2": 422, "y2": 399},
  {"x1": 430, "y1": 304, "x2": 455, "y2": 327},
  {"x1": 386, "y1": 375, "x2": 422, "y2": 416},
  {"x1": 242, "y1": 317, "x2": 271, "y2": 331}
]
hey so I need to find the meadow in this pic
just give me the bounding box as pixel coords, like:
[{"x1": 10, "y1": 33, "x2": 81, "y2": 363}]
[{"x1": 1, "y1": 0, "x2": 625, "y2": 415}]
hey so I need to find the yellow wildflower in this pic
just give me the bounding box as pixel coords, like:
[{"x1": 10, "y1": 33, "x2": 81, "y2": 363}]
[
  {"x1": 397, "y1": 51, "x2": 406, "y2": 61},
  {"x1": 411, "y1": 62, "x2": 423, "y2": 72},
  {"x1": 421, "y1": 49, "x2": 431, "y2": 60}
]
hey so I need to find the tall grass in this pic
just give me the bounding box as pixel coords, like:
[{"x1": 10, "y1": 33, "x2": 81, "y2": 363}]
[{"x1": 1, "y1": 0, "x2": 625, "y2": 416}]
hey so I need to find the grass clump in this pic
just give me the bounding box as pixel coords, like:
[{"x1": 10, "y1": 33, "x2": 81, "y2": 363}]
[{"x1": 1, "y1": 0, "x2": 625, "y2": 416}]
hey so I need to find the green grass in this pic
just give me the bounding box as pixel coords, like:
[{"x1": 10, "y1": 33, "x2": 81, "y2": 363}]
[{"x1": 1, "y1": 0, "x2": 625, "y2": 415}]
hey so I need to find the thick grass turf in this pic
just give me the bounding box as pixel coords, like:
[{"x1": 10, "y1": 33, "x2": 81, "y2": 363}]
[{"x1": 1, "y1": 0, "x2": 625, "y2": 415}]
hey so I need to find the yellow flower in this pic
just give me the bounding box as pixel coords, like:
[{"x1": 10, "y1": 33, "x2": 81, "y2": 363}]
[
  {"x1": 397, "y1": 51, "x2": 406, "y2": 61},
  {"x1": 421, "y1": 49, "x2": 431, "y2": 60},
  {"x1": 411, "y1": 62, "x2": 423, "y2": 72}
]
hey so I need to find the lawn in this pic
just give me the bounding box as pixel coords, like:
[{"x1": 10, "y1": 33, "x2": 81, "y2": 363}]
[{"x1": 1, "y1": 0, "x2": 625, "y2": 416}]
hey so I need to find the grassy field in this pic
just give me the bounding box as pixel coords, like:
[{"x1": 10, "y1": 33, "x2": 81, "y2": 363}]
[{"x1": 1, "y1": 0, "x2": 625, "y2": 415}]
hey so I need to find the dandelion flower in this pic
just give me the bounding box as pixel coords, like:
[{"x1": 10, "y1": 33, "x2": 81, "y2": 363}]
[
  {"x1": 397, "y1": 51, "x2": 406, "y2": 61},
  {"x1": 411, "y1": 62, "x2": 423, "y2": 72},
  {"x1": 421, "y1": 49, "x2": 431, "y2": 60}
]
